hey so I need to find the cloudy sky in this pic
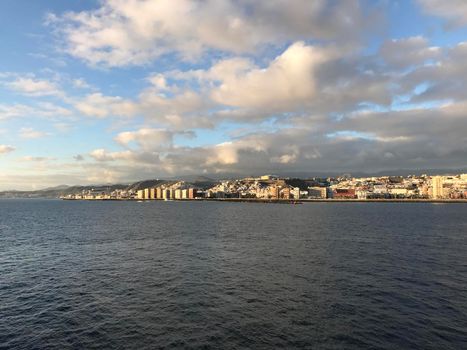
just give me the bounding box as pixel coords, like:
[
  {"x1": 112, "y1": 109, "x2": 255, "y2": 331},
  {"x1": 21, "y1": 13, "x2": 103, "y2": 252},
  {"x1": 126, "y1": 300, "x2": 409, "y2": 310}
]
[{"x1": 1, "y1": 0, "x2": 467, "y2": 190}]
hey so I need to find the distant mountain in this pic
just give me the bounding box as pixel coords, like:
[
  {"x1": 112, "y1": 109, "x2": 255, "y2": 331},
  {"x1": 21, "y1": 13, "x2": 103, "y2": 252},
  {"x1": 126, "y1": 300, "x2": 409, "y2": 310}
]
[
  {"x1": 272, "y1": 168, "x2": 467, "y2": 179},
  {"x1": 126, "y1": 179, "x2": 168, "y2": 191},
  {"x1": 165, "y1": 174, "x2": 216, "y2": 182},
  {"x1": 40, "y1": 184, "x2": 71, "y2": 191},
  {"x1": 0, "y1": 177, "x2": 218, "y2": 198},
  {"x1": 126, "y1": 177, "x2": 217, "y2": 191},
  {"x1": 0, "y1": 184, "x2": 128, "y2": 199},
  {"x1": 361, "y1": 168, "x2": 467, "y2": 177}
]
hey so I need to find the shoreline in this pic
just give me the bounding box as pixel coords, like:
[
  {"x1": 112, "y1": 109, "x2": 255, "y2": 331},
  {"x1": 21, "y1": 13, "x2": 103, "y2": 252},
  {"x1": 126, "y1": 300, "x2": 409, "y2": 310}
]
[{"x1": 60, "y1": 198, "x2": 467, "y2": 204}]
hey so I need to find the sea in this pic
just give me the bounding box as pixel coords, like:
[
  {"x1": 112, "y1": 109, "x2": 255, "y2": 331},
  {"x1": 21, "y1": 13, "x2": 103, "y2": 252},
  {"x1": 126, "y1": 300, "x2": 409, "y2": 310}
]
[{"x1": 1, "y1": 199, "x2": 466, "y2": 349}]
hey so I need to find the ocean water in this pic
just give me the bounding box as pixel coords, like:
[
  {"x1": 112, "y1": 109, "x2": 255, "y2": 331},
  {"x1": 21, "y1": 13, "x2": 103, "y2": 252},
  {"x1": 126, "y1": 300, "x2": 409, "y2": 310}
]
[{"x1": 0, "y1": 199, "x2": 466, "y2": 349}]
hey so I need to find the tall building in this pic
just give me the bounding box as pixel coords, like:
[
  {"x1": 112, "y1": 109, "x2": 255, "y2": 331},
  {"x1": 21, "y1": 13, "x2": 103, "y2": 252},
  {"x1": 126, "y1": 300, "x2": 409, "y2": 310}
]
[
  {"x1": 150, "y1": 188, "x2": 156, "y2": 199},
  {"x1": 291, "y1": 187, "x2": 300, "y2": 199},
  {"x1": 269, "y1": 186, "x2": 280, "y2": 199},
  {"x1": 137, "y1": 190, "x2": 144, "y2": 199},
  {"x1": 188, "y1": 188, "x2": 197, "y2": 199},
  {"x1": 432, "y1": 176, "x2": 444, "y2": 199},
  {"x1": 281, "y1": 187, "x2": 291, "y2": 199},
  {"x1": 144, "y1": 188, "x2": 150, "y2": 200}
]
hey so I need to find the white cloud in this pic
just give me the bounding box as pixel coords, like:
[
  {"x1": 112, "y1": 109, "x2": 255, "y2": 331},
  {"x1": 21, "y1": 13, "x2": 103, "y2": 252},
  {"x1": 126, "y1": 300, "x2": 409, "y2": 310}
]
[
  {"x1": 0, "y1": 102, "x2": 72, "y2": 121},
  {"x1": 66, "y1": 37, "x2": 467, "y2": 133},
  {"x1": 21, "y1": 156, "x2": 55, "y2": 162},
  {"x1": 89, "y1": 148, "x2": 141, "y2": 162},
  {"x1": 166, "y1": 41, "x2": 392, "y2": 120},
  {"x1": 19, "y1": 127, "x2": 49, "y2": 139},
  {"x1": 5, "y1": 77, "x2": 61, "y2": 96},
  {"x1": 74, "y1": 93, "x2": 137, "y2": 118},
  {"x1": 53, "y1": 123, "x2": 73, "y2": 133},
  {"x1": 0, "y1": 104, "x2": 33, "y2": 120},
  {"x1": 380, "y1": 36, "x2": 440, "y2": 68},
  {"x1": 72, "y1": 78, "x2": 92, "y2": 89},
  {"x1": 0, "y1": 145, "x2": 15, "y2": 154},
  {"x1": 147, "y1": 74, "x2": 169, "y2": 91},
  {"x1": 209, "y1": 42, "x2": 334, "y2": 110},
  {"x1": 206, "y1": 142, "x2": 242, "y2": 165},
  {"x1": 71, "y1": 85, "x2": 213, "y2": 128},
  {"x1": 417, "y1": 0, "x2": 467, "y2": 27},
  {"x1": 400, "y1": 41, "x2": 467, "y2": 103},
  {"x1": 48, "y1": 0, "x2": 379, "y2": 67},
  {"x1": 137, "y1": 88, "x2": 213, "y2": 128},
  {"x1": 115, "y1": 128, "x2": 176, "y2": 149},
  {"x1": 85, "y1": 169, "x2": 120, "y2": 184}
]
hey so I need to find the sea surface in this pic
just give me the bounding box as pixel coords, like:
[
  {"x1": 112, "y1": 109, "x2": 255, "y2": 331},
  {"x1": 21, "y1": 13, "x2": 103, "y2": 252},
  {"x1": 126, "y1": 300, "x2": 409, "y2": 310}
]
[{"x1": 1, "y1": 199, "x2": 466, "y2": 349}]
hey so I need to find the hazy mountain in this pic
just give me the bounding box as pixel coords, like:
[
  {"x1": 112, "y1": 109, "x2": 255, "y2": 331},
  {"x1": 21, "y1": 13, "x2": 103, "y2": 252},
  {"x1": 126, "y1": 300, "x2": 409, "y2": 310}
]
[{"x1": 0, "y1": 177, "x2": 217, "y2": 198}]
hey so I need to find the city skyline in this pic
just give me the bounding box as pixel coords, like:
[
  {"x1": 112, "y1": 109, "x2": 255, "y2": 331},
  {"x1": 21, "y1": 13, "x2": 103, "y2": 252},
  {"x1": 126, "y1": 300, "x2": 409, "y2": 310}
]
[
  {"x1": 60, "y1": 172, "x2": 467, "y2": 201},
  {"x1": 1, "y1": 0, "x2": 467, "y2": 190}
]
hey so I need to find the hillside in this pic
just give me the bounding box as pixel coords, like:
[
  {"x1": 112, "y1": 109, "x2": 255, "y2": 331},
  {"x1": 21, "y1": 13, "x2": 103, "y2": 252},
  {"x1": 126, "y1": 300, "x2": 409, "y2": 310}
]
[{"x1": 0, "y1": 178, "x2": 218, "y2": 198}]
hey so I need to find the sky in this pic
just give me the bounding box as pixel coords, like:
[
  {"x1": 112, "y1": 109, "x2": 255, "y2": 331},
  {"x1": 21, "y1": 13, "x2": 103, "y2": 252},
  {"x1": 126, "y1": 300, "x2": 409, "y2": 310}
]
[{"x1": 1, "y1": 0, "x2": 467, "y2": 190}]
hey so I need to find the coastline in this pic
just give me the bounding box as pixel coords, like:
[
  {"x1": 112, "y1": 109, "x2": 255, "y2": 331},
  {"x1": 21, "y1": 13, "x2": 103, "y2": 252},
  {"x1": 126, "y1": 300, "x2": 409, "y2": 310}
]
[{"x1": 60, "y1": 198, "x2": 467, "y2": 204}]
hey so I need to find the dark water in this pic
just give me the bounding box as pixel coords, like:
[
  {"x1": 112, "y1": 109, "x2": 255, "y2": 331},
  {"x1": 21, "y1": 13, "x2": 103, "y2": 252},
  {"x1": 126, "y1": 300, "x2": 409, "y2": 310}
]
[{"x1": 1, "y1": 200, "x2": 466, "y2": 349}]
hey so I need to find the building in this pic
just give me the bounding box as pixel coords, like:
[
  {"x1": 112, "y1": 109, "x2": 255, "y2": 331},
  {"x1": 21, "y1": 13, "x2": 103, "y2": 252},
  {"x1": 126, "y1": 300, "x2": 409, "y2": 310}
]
[
  {"x1": 175, "y1": 189, "x2": 182, "y2": 200},
  {"x1": 281, "y1": 187, "x2": 291, "y2": 199},
  {"x1": 308, "y1": 187, "x2": 327, "y2": 199},
  {"x1": 215, "y1": 191, "x2": 225, "y2": 198},
  {"x1": 373, "y1": 185, "x2": 387, "y2": 194},
  {"x1": 269, "y1": 186, "x2": 280, "y2": 199},
  {"x1": 432, "y1": 176, "x2": 444, "y2": 199},
  {"x1": 389, "y1": 188, "x2": 408, "y2": 197},
  {"x1": 150, "y1": 188, "x2": 156, "y2": 199},
  {"x1": 156, "y1": 187, "x2": 162, "y2": 199},
  {"x1": 144, "y1": 188, "x2": 150, "y2": 200},
  {"x1": 332, "y1": 188, "x2": 356, "y2": 199},
  {"x1": 260, "y1": 174, "x2": 278, "y2": 181},
  {"x1": 291, "y1": 187, "x2": 300, "y2": 199},
  {"x1": 356, "y1": 190, "x2": 368, "y2": 199},
  {"x1": 188, "y1": 188, "x2": 197, "y2": 199},
  {"x1": 137, "y1": 190, "x2": 144, "y2": 200}
]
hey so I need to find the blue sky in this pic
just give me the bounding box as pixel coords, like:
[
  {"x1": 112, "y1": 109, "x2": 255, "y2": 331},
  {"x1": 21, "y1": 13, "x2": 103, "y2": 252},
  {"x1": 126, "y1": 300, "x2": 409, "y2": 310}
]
[{"x1": 1, "y1": 0, "x2": 466, "y2": 190}]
